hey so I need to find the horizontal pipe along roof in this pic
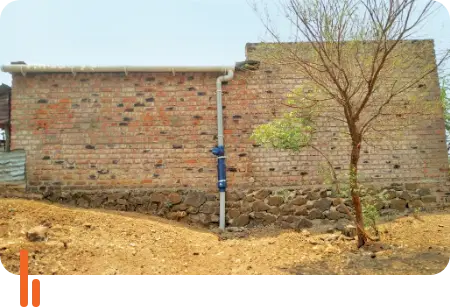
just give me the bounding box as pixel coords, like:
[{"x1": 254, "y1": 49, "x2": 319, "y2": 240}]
[{"x1": 1, "y1": 65, "x2": 235, "y2": 74}]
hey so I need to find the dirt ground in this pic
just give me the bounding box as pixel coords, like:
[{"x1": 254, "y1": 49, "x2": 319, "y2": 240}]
[{"x1": 0, "y1": 198, "x2": 449, "y2": 275}]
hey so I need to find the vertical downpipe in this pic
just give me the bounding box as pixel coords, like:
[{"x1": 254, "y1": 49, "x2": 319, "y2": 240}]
[{"x1": 213, "y1": 70, "x2": 234, "y2": 230}]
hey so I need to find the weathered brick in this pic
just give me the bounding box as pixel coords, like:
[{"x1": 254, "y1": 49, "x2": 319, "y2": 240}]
[{"x1": 8, "y1": 41, "x2": 447, "y2": 191}]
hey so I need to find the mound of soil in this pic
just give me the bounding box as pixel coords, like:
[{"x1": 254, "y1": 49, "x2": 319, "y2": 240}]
[{"x1": 0, "y1": 199, "x2": 448, "y2": 275}]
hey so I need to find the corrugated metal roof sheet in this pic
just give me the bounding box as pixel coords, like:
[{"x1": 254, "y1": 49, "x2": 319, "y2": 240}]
[
  {"x1": 0, "y1": 150, "x2": 26, "y2": 184},
  {"x1": 0, "y1": 83, "x2": 10, "y2": 126}
]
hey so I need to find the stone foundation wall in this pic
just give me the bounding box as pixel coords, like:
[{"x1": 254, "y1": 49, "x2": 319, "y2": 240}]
[{"x1": 1, "y1": 182, "x2": 448, "y2": 232}]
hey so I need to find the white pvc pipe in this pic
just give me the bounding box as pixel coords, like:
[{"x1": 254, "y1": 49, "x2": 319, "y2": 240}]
[
  {"x1": 216, "y1": 70, "x2": 234, "y2": 230},
  {"x1": 216, "y1": 70, "x2": 234, "y2": 147},
  {"x1": 1, "y1": 65, "x2": 235, "y2": 74},
  {"x1": 219, "y1": 192, "x2": 226, "y2": 230}
]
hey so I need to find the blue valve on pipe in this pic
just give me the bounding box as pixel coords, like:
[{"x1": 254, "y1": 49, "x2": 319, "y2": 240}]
[
  {"x1": 211, "y1": 146, "x2": 224, "y2": 156},
  {"x1": 211, "y1": 146, "x2": 227, "y2": 192}
]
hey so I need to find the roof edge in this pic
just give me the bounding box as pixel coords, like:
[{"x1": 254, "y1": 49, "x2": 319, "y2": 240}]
[{"x1": 1, "y1": 65, "x2": 236, "y2": 74}]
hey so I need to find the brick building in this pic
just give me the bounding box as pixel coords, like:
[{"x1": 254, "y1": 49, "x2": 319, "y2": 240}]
[{"x1": 2, "y1": 40, "x2": 448, "y2": 193}]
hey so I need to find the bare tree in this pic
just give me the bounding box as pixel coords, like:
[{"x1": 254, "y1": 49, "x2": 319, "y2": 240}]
[{"x1": 250, "y1": 0, "x2": 449, "y2": 247}]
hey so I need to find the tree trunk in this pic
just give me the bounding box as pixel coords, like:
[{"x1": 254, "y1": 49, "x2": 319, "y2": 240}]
[{"x1": 349, "y1": 140, "x2": 367, "y2": 248}]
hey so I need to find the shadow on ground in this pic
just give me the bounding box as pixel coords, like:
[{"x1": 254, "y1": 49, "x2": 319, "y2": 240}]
[{"x1": 281, "y1": 249, "x2": 449, "y2": 275}]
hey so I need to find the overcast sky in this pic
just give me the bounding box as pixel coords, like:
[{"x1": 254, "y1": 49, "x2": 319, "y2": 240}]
[{"x1": 0, "y1": 0, "x2": 449, "y2": 85}]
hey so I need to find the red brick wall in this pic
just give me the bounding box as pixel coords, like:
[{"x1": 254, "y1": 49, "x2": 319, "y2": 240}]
[
  {"x1": 243, "y1": 40, "x2": 449, "y2": 187},
  {"x1": 9, "y1": 42, "x2": 448, "y2": 191}
]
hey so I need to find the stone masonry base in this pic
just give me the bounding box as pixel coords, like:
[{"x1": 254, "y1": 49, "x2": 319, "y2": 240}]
[{"x1": 1, "y1": 182, "x2": 449, "y2": 233}]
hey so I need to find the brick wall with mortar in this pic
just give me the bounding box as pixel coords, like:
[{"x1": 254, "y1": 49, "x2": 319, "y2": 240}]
[
  {"x1": 9, "y1": 41, "x2": 448, "y2": 193},
  {"x1": 242, "y1": 40, "x2": 448, "y2": 187}
]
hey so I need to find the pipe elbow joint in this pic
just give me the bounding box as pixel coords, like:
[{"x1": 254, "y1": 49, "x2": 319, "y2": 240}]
[{"x1": 217, "y1": 70, "x2": 234, "y2": 86}]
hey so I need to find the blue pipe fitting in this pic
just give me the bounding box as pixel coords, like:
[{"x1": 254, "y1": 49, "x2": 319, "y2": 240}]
[
  {"x1": 211, "y1": 146, "x2": 224, "y2": 157},
  {"x1": 211, "y1": 146, "x2": 227, "y2": 192}
]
